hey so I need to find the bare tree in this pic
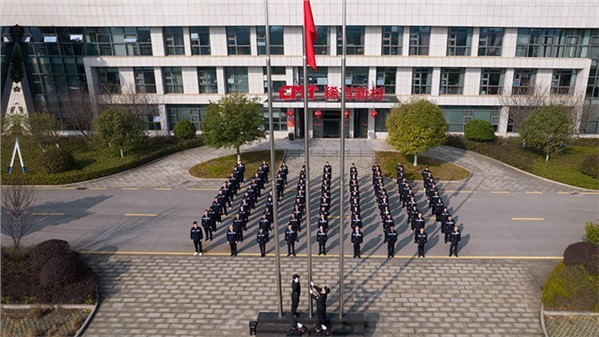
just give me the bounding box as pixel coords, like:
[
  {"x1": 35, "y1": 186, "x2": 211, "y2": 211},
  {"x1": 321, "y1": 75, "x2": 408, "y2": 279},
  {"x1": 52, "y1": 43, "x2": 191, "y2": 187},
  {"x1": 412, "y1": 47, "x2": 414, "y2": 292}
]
[
  {"x1": 62, "y1": 88, "x2": 95, "y2": 138},
  {"x1": 94, "y1": 84, "x2": 159, "y2": 133},
  {"x1": 1, "y1": 177, "x2": 40, "y2": 248}
]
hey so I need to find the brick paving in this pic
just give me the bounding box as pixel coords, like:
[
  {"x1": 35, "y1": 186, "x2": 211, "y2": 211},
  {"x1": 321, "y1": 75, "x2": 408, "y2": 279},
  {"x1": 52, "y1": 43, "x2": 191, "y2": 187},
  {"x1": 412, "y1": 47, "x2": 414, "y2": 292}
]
[
  {"x1": 544, "y1": 314, "x2": 599, "y2": 337},
  {"x1": 84, "y1": 255, "x2": 549, "y2": 337}
]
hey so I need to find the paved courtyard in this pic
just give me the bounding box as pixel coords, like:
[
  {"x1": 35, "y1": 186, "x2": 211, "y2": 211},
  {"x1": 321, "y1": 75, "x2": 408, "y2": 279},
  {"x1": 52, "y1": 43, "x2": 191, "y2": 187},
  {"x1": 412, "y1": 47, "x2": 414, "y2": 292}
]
[{"x1": 84, "y1": 254, "x2": 554, "y2": 337}]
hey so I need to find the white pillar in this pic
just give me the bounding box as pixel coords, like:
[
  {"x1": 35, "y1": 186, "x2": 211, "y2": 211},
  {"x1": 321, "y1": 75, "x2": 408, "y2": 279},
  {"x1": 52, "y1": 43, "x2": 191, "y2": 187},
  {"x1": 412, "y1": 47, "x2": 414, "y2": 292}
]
[
  {"x1": 151, "y1": 27, "x2": 165, "y2": 56},
  {"x1": 217, "y1": 67, "x2": 226, "y2": 94},
  {"x1": 431, "y1": 68, "x2": 441, "y2": 96},
  {"x1": 183, "y1": 27, "x2": 192, "y2": 56}
]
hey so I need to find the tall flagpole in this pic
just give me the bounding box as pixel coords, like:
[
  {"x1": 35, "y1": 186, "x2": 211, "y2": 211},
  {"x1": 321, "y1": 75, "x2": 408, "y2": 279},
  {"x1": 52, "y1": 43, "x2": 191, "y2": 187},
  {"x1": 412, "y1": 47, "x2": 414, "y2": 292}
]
[
  {"x1": 264, "y1": 0, "x2": 283, "y2": 318},
  {"x1": 303, "y1": 0, "x2": 314, "y2": 318},
  {"x1": 338, "y1": 0, "x2": 347, "y2": 319}
]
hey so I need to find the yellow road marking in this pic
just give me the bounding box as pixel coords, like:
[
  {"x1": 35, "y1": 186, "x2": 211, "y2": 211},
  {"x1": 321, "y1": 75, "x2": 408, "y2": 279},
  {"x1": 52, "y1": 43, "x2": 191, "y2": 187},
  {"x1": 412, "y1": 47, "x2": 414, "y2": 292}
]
[
  {"x1": 34, "y1": 187, "x2": 76, "y2": 190},
  {"x1": 512, "y1": 217, "x2": 544, "y2": 221},
  {"x1": 187, "y1": 188, "x2": 219, "y2": 191},
  {"x1": 525, "y1": 191, "x2": 543, "y2": 194},
  {"x1": 154, "y1": 188, "x2": 172, "y2": 191},
  {"x1": 125, "y1": 213, "x2": 158, "y2": 217},
  {"x1": 581, "y1": 192, "x2": 599, "y2": 195},
  {"x1": 557, "y1": 192, "x2": 570, "y2": 195},
  {"x1": 32, "y1": 212, "x2": 64, "y2": 216},
  {"x1": 122, "y1": 188, "x2": 139, "y2": 191},
  {"x1": 89, "y1": 187, "x2": 107, "y2": 190},
  {"x1": 491, "y1": 191, "x2": 509, "y2": 194},
  {"x1": 442, "y1": 190, "x2": 475, "y2": 193}
]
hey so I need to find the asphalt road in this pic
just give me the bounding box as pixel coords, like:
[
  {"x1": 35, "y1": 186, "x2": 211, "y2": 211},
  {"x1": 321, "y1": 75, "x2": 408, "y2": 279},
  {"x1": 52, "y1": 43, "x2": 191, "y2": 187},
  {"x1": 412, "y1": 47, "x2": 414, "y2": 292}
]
[{"x1": 9, "y1": 176, "x2": 598, "y2": 258}]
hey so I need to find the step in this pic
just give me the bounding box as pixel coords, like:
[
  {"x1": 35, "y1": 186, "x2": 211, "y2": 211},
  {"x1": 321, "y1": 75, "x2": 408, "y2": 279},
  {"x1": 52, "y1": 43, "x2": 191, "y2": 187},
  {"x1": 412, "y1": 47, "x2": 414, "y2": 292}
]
[{"x1": 251, "y1": 312, "x2": 366, "y2": 337}]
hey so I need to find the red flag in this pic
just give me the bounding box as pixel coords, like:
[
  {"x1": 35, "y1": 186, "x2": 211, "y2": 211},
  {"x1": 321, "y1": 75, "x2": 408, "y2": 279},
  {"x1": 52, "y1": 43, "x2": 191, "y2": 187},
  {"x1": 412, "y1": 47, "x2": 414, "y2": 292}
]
[{"x1": 304, "y1": 0, "x2": 317, "y2": 71}]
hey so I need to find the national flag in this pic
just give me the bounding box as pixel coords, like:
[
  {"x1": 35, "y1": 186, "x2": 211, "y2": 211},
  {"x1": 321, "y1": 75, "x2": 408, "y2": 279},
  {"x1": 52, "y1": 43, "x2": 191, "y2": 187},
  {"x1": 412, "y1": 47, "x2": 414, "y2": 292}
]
[{"x1": 304, "y1": 0, "x2": 317, "y2": 71}]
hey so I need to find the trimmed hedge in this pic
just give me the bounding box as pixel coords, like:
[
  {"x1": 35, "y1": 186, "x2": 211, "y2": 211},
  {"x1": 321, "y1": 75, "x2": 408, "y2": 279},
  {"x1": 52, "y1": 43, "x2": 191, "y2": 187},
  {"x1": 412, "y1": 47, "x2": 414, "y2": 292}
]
[
  {"x1": 464, "y1": 120, "x2": 496, "y2": 142},
  {"x1": 38, "y1": 148, "x2": 77, "y2": 173},
  {"x1": 173, "y1": 120, "x2": 197, "y2": 140},
  {"x1": 542, "y1": 261, "x2": 599, "y2": 312},
  {"x1": 580, "y1": 154, "x2": 599, "y2": 179},
  {"x1": 585, "y1": 221, "x2": 599, "y2": 245},
  {"x1": 563, "y1": 242, "x2": 599, "y2": 275}
]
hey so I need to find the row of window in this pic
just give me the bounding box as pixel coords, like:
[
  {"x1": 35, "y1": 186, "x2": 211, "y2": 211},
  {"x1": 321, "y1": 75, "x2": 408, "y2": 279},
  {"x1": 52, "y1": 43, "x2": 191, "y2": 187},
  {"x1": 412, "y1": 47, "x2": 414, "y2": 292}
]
[
  {"x1": 7, "y1": 26, "x2": 597, "y2": 59},
  {"x1": 97, "y1": 66, "x2": 578, "y2": 96}
]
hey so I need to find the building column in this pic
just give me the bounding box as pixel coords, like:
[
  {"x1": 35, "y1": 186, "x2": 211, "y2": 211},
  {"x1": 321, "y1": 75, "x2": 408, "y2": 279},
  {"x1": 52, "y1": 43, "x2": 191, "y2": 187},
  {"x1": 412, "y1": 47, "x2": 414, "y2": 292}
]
[
  {"x1": 217, "y1": 67, "x2": 226, "y2": 94},
  {"x1": 431, "y1": 68, "x2": 441, "y2": 96},
  {"x1": 154, "y1": 68, "x2": 164, "y2": 95},
  {"x1": 367, "y1": 111, "x2": 375, "y2": 139},
  {"x1": 503, "y1": 69, "x2": 514, "y2": 96},
  {"x1": 158, "y1": 104, "x2": 169, "y2": 133},
  {"x1": 429, "y1": 27, "x2": 447, "y2": 57},
  {"x1": 211, "y1": 27, "x2": 228, "y2": 56},
  {"x1": 182, "y1": 67, "x2": 199, "y2": 94},
  {"x1": 497, "y1": 106, "x2": 509, "y2": 137},
  {"x1": 364, "y1": 26, "x2": 381, "y2": 56},
  {"x1": 502, "y1": 28, "x2": 518, "y2": 57},
  {"x1": 183, "y1": 27, "x2": 192, "y2": 56},
  {"x1": 397, "y1": 67, "x2": 412, "y2": 95},
  {"x1": 471, "y1": 27, "x2": 480, "y2": 57},
  {"x1": 151, "y1": 27, "x2": 165, "y2": 56},
  {"x1": 330, "y1": 26, "x2": 337, "y2": 56},
  {"x1": 402, "y1": 28, "x2": 410, "y2": 56},
  {"x1": 250, "y1": 26, "x2": 258, "y2": 55}
]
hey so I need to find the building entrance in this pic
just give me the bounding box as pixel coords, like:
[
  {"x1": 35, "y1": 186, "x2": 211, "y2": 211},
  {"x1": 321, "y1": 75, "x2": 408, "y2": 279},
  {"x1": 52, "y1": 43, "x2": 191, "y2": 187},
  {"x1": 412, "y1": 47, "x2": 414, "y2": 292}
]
[
  {"x1": 322, "y1": 111, "x2": 340, "y2": 138},
  {"x1": 354, "y1": 109, "x2": 368, "y2": 138}
]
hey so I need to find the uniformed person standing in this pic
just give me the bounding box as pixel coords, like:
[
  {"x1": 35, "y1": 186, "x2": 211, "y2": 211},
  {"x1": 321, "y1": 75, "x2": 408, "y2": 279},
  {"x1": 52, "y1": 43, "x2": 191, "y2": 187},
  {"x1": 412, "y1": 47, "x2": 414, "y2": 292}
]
[
  {"x1": 414, "y1": 227, "x2": 428, "y2": 258},
  {"x1": 227, "y1": 225, "x2": 238, "y2": 256},
  {"x1": 449, "y1": 225, "x2": 461, "y2": 257},
  {"x1": 443, "y1": 215, "x2": 455, "y2": 244},
  {"x1": 201, "y1": 210, "x2": 213, "y2": 241},
  {"x1": 309, "y1": 282, "x2": 330, "y2": 328},
  {"x1": 351, "y1": 226, "x2": 364, "y2": 258},
  {"x1": 317, "y1": 225, "x2": 328, "y2": 256},
  {"x1": 190, "y1": 221, "x2": 203, "y2": 256},
  {"x1": 385, "y1": 225, "x2": 398, "y2": 258},
  {"x1": 257, "y1": 228, "x2": 268, "y2": 257},
  {"x1": 291, "y1": 274, "x2": 301, "y2": 318},
  {"x1": 285, "y1": 224, "x2": 298, "y2": 257}
]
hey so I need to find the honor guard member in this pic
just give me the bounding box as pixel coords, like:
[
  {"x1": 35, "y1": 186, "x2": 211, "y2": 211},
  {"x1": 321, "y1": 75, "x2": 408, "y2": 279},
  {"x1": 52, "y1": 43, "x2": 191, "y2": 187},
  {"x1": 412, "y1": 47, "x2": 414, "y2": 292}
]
[
  {"x1": 385, "y1": 225, "x2": 398, "y2": 258},
  {"x1": 443, "y1": 215, "x2": 456, "y2": 244},
  {"x1": 207, "y1": 206, "x2": 217, "y2": 231},
  {"x1": 323, "y1": 161, "x2": 331, "y2": 174},
  {"x1": 261, "y1": 160, "x2": 270, "y2": 183},
  {"x1": 440, "y1": 207, "x2": 450, "y2": 233},
  {"x1": 285, "y1": 224, "x2": 298, "y2": 257},
  {"x1": 227, "y1": 225, "x2": 238, "y2": 256},
  {"x1": 433, "y1": 198, "x2": 445, "y2": 222},
  {"x1": 293, "y1": 204, "x2": 303, "y2": 224},
  {"x1": 291, "y1": 274, "x2": 301, "y2": 318},
  {"x1": 309, "y1": 282, "x2": 330, "y2": 328},
  {"x1": 237, "y1": 161, "x2": 245, "y2": 182},
  {"x1": 383, "y1": 214, "x2": 394, "y2": 233},
  {"x1": 190, "y1": 221, "x2": 204, "y2": 256},
  {"x1": 430, "y1": 190, "x2": 441, "y2": 209},
  {"x1": 413, "y1": 212, "x2": 425, "y2": 234},
  {"x1": 217, "y1": 190, "x2": 229, "y2": 215},
  {"x1": 351, "y1": 213, "x2": 362, "y2": 229},
  {"x1": 350, "y1": 197, "x2": 360, "y2": 214},
  {"x1": 320, "y1": 206, "x2": 329, "y2": 220},
  {"x1": 233, "y1": 214, "x2": 245, "y2": 242},
  {"x1": 317, "y1": 213, "x2": 329, "y2": 232},
  {"x1": 257, "y1": 228, "x2": 268, "y2": 257},
  {"x1": 289, "y1": 213, "x2": 300, "y2": 232},
  {"x1": 259, "y1": 213, "x2": 271, "y2": 233},
  {"x1": 201, "y1": 210, "x2": 213, "y2": 241},
  {"x1": 317, "y1": 225, "x2": 328, "y2": 256},
  {"x1": 351, "y1": 226, "x2": 364, "y2": 258},
  {"x1": 320, "y1": 196, "x2": 330, "y2": 212},
  {"x1": 211, "y1": 198, "x2": 222, "y2": 225},
  {"x1": 276, "y1": 174, "x2": 285, "y2": 202},
  {"x1": 449, "y1": 225, "x2": 461, "y2": 257},
  {"x1": 281, "y1": 161, "x2": 289, "y2": 184},
  {"x1": 414, "y1": 227, "x2": 428, "y2": 257}
]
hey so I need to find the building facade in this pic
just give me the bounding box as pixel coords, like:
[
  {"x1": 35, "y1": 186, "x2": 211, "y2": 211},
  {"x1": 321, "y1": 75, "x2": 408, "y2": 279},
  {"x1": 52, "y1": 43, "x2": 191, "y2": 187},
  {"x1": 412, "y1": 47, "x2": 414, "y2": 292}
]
[{"x1": 1, "y1": 0, "x2": 598, "y2": 138}]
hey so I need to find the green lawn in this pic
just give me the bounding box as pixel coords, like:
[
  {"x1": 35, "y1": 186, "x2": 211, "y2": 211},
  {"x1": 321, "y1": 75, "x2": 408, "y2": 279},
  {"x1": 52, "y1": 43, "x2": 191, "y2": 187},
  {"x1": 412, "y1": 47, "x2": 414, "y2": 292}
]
[
  {"x1": 1, "y1": 135, "x2": 203, "y2": 185},
  {"x1": 444, "y1": 136, "x2": 599, "y2": 190},
  {"x1": 375, "y1": 151, "x2": 471, "y2": 181},
  {"x1": 189, "y1": 150, "x2": 285, "y2": 179}
]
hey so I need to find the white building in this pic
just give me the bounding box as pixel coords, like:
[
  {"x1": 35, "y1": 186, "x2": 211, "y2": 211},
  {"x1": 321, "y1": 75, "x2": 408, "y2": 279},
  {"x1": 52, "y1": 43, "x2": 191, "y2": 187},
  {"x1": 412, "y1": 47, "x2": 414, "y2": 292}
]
[{"x1": 1, "y1": 0, "x2": 598, "y2": 138}]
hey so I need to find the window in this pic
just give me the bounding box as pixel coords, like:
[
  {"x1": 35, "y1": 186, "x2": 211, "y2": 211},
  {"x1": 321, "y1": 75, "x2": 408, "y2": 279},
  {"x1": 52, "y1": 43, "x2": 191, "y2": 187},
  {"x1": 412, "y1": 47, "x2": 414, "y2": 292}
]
[
  {"x1": 480, "y1": 69, "x2": 504, "y2": 95},
  {"x1": 442, "y1": 106, "x2": 500, "y2": 132},
  {"x1": 163, "y1": 27, "x2": 185, "y2": 55},
  {"x1": 587, "y1": 66, "x2": 599, "y2": 98},
  {"x1": 163, "y1": 67, "x2": 184, "y2": 93},
  {"x1": 134, "y1": 67, "x2": 156, "y2": 93},
  {"x1": 337, "y1": 26, "x2": 365, "y2": 55},
  {"x1": 447, "y1": 27, "x2": 472, "y2": 56},
  {"x1": 345, "y1": 67, "x2": 369, "y2": 86},
  {"x1": 314, "y1": 27, "x2": 330, "y2": 55},
  {"x1": 44, "y1": 34, "x2": 58, "y2": 43},
  {"x1": 264, "y1": 80, "x2": 286, "y2": 93},
  {"x1": 512, "y1": 69, "x2": 536, "y2": 95},
  {"x1": 190, "y1": 27, "x2": 211, "y2": 55},
  {"x1": 297, "y1": 67, "x2": 328, "y2": 91},
  {"x1": 412, "y1": 68, "x2": 432, "y2": 94},
  {"x1": 516, "y1": 28, "x2": 598, "y2": 58},
  {"x1": 144, "y1": 109, "x2": 162, "y2": 131},
  {"x1": 374, "y1": 109, "x2": 389, "y2": 132},
  {"x1": 227, "y1": 27, "x2": 251, "y2": 55},
  {"x1": 440, "y1": 68, "x2": 465, "y2": 95},
  {"x1": 96, "y1": 67, "x2": 120, "y2": 94},
  {"x1": 376, "y1": 67, "x2": 396, "y2": 94},
  {"x1": 478, "y1": 28, "x2": 503, "y2": 56},
  {"x1": 382, "y1": 26, "x2": 402, "y2": 55},
  {"x1": 225, "y1": 67, "x2": 249, "y2": 93},
  {"x1": 167, "y1": 105, "x2": 207, "y2": 130},
  {"x1": 551, "y1": 69, "x2": 577, "y2": 95},
  {"x1": 263, "y1": 108, "x2": 288, "y2": 131},
  {"x1": 409, "y1": 27, "x2": 430, "y2": 55},
  {"x1": 263, "y1": 67, "x2": 286, "y2": 75},
  {"x1": 197, "y1": 67, "x2": 218, "y2": 93},
  {"x1": 84, "y1": 27, "x2": 152, "y2": 56},
  {"x1": 257, "y1": 26, "x2": 284, "y2": 55}
]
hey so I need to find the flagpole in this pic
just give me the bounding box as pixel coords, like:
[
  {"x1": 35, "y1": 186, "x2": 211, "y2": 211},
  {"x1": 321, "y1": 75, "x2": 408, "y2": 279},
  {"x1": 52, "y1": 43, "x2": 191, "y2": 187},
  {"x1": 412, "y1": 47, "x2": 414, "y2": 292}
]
[
  {"x1": 303, "y1": 0, "x2": 314, "y2": 319},
  {"x1": 264, "y1": 0, "x2": 283, "y2": 318},
  {"x1": 338, "y1": 0, "x2": 347, "y2": 320}
]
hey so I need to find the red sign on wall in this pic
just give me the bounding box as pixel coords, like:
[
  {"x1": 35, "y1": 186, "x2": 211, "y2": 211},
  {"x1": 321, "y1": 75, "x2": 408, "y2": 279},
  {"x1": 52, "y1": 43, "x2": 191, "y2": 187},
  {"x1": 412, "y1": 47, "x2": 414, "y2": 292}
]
[{"x1": 279, "y1": 85, "x2": 384, "y2": 102}]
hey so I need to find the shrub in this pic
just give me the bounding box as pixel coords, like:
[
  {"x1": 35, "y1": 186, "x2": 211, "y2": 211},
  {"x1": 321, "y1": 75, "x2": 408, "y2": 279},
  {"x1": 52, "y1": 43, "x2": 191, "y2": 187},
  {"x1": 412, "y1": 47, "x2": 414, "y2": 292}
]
[
  {"x1": 464, "y1": 120, "x2": 496, "y2": 142},
  {"x1": 31, "y1": 240, "x2": 70, "y2": 273},
  {"x1": 585, "y1": 221, "x2": 599, "y2": 245},
  {"x1": 39, "y1": 252, "x2": 89, "y2": 288},
  {"x1": 542, "y1": 262, "x2": 599, "y2": 311},
  {"x1": 580, "y1": 154, "x2": 599, "y2": 179},
  {"x1": 172, "y1": 120, "x2": 197, "y2": 140},
  {"x1": 37, "y1": 149, "x2": 77, "y2": 174},
  {"x1": 563, "y1": 241, "x2": 599, "y2": 275}
]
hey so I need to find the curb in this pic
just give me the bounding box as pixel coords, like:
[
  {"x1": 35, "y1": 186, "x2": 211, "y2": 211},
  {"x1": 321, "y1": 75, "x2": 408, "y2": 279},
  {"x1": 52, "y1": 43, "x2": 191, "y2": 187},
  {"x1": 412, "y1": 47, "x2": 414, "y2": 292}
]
[
  {"x1": 75, "y1": 282, "x2": 100, "y2": 337},
  {"x1": 374, "y1": 150, "x2": 473, "y2": 183},
  {"x1": 541, "y1": 303, "x2": 549, "y2": 337}
]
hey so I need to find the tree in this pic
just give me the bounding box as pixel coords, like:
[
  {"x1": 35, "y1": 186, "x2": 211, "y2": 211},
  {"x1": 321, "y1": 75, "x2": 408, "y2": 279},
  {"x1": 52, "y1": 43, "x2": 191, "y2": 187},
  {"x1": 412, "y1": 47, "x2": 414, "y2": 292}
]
[
  {"x1": 91, "y1": 108, "x2": 146, "y2": 157},
  {"x1": 386, "y1": 99, "x2": 447, "y2": 166},
  {"x1": 10, "y1": 43, "x2": 23, "y2": 83},
  {"x1": 62, "y1": 88, "x2": 95, "y2": 138},
  {"x1": 172, "y1": 120, "x2": 197, "y2": 140},
  {"x1": 1, "y1": 177, "x2": 40, "y2": 248},
  {"x1": 26, "y1": 112, "x2": 62, "y2": 151},
  {"x1": 202, "y1": 93, "x2": 265, "y2": 161},
  {"x1": 518, "y1": 104, "x2": 576, "y2": 161},
  {"x1": 99, "y1": 84, "x2": 158, "y2": 131}
]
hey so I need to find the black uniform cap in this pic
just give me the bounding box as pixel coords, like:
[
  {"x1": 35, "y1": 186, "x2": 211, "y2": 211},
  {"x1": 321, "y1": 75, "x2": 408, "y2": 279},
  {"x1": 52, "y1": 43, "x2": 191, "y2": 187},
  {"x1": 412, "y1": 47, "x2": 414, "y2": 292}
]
[{"x1": 292, "y1": 274, "x2": 300, "y2": 279}]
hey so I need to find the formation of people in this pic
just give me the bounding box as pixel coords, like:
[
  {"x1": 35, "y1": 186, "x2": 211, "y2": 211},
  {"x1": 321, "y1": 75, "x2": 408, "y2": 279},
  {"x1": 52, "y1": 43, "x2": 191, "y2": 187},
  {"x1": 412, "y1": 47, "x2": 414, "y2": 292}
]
[{"x1": 191, "y1": 160, "x2": 463, "y2": 258}]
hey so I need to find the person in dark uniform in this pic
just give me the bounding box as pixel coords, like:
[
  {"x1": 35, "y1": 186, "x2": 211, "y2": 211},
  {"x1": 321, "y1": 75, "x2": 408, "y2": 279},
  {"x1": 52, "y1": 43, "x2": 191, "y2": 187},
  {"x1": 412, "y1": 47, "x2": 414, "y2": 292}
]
[
  {"x1": 414, "y1": 227, "x2": 428, "y2": 257},
  {"x1": 259, "y1": 213, "x2": 271, "y2": 234},
  {"x1": 227, "y1": 225, "x2": 238, "y2": 256},
  {"x1": 289, "y1": 213, "x2": 300, "y2": 232},
  {"x1": 276, "y1": 173, "x2": 285, "y2": 202},
  {"x1": 257, "y1": 228, "x2": 268, "y2": 257},
  {"x1": 385, "y1": 225, "x2": 398, "y2": 258},
  {"x1": 285, "y1": 224, "x2": 298, "y2": 257},
  {"x1": 201, "y1": 210, "x2": 213, "y2": 241},
  {"x1": 309, "y1": 282, "x2": 330, "y2": 328},
  {"x1": 190, "y1": 221, "x2": 203, "y2": 256},
  {"x1": 351, "y1": 226, "x2": 364, "y2": 258},
  {"x1": 317, "y1": 225, "x2": 328, "y2": 256},
  {"x1": 413, "y1": 212, "x2": 425, "y2": 234},
  {"x1": 449, "y1": 225, "x2": 461, "y2": 257},
  {"x1": 351, "y1": 213, "x2": 362, "y2": 229},
  {"x1": 291, "y1": 274, "x2": 301, "y2": 318},
  {"x1": 233, "y1": 213, "x2": 244, "y2": 242},
  {"x1": 281, "y1": 161, "x2": 289, "y2": 185}
]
